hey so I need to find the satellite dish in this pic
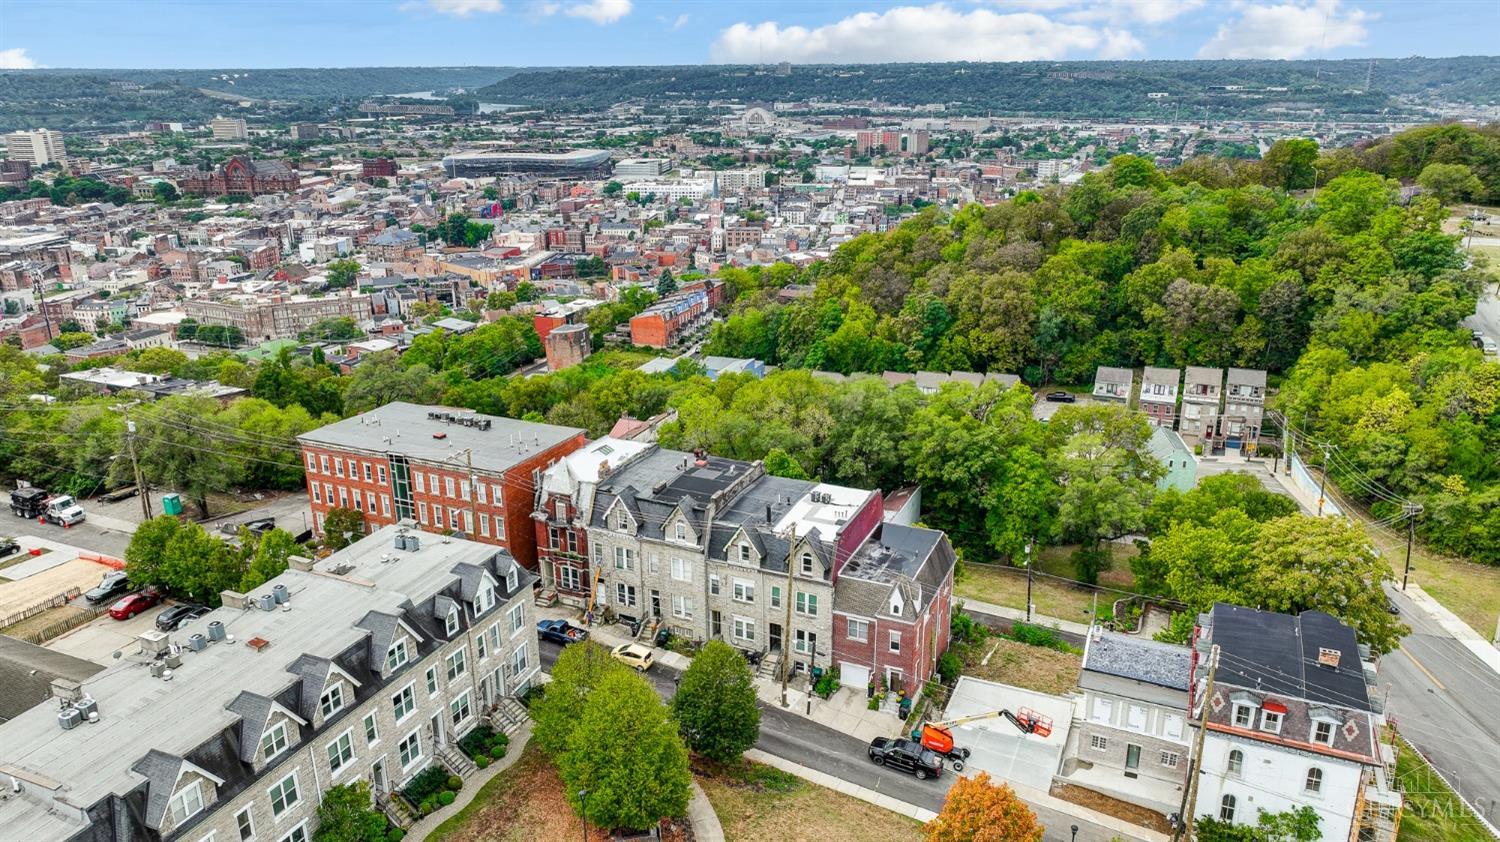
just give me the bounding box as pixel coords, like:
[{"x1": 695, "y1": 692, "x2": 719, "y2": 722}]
[{"x1": 112, "y1": 651, "x2": 122, "y2": 660}]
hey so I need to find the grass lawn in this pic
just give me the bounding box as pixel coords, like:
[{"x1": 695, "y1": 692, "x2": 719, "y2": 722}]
[
  {"x1": 428, "y1": 744, "x2": 591, "y2": 842},
  {"x1": 956, "y1": 544, "x2": 1140, "y2": 624},
  {"x1": 957, "y1": 637, "x2": 1082, "y2": 696},
  {"x1": 1394, "y1": 738, "x2": 1493, "y2": 842},
  {"x1": 1386, "y1": 544, "x2": 1500, "y2": 638},
  {"x1": 585, "y1": 348, "x2": 665, "y2": 369},
  {"x1": 697, "y1": 759, "x2": 923, "y2": 842}
]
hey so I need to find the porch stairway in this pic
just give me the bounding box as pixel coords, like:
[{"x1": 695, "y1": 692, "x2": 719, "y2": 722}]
[
  {"x1": 756, "y1": 650, "x2": 782, "y2": 682},
  {"x1": 438, "y1": 744, "x2": 477, "y2": 778},
  {"x1": 486, "y1": 695, "x2": 531, "y2": 737},
  {"x1": 376, "y1": 792, "x2": 416, "y2": 830}
]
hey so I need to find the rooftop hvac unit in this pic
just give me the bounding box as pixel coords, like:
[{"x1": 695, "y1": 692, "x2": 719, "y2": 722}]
[
  {"x1": 58, "y1": 707, "x2": 83, "y2": 731},
  {"x1": 137, "y1": 631, "x2": 171, "y2": 658},
  {"x1": 187, "y1": 634, "x2": 208, "y2": 652},
  {"x1": 74, "y1": 697, "x2": 98, "y2": 720},
  {"x1": 206, "y1": 620, "x2": 226, "y2": 641},
  {"x1": 257, "y1": 594, "x2": 276, "y2": 611},
  {"x1": 165, "y1": 652, "x2": 182, "y2": 669},
  {"x1": 406, "y1": 535, "x2": 420, "y2": 552},
  {"x1": 150, "y1": 662, "x2": 166, "y2": 678},
  {"x1": 272, "y1": 584, "x2": 290, "y2": 604}
]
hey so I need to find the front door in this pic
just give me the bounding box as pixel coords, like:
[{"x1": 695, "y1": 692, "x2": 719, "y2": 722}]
[
  {"x1": 650, "y1": 589, "x2": 661, "y2": 618},
  {"x1": 711, "y1": 610, "x2": 722, "y2": 638},
  {"x1": 1125, "y1": 744, "x2": 1141, "y2": 777},
  {"x1": 431, "y1": 712, "x2": 444, "y2": 749},
  {"x1": 371, "y1": 759, "x2": 388, "y2": 796},
  {"x1": 769, "y1": 622, "x2": 783, "y2": 654}
]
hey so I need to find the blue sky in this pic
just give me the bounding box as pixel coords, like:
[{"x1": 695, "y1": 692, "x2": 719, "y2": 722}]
[{"x1": 0, "y1": 0, "x2": 1493, "y2": 70}]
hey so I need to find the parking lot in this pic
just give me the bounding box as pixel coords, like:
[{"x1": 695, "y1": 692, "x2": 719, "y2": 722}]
[{"x1": 45, "y1": 599, "x2": 175, "y2": 665}]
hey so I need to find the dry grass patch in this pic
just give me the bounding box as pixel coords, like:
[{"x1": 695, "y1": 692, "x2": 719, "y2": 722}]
[
  {"x1": 697, "y1": 759, "x2": 923, "y2": 842},
  {"x1": 960, "y1": 638, "x2": 1082, "y2": 697},
  {"x1": 428, "y1": 744, "x2": 590, "y2": 842},
  {"x1": 957, "y1": 544, "x2": 1139, "y2": 623}
]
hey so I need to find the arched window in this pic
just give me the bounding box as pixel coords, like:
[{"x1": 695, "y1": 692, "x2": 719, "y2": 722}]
[
  {"x1": 1305, "y1": 767, "x2": 1323, "y2": 795},
  {"x1": 1219, "y1": 794, "x2": 1236, "y2": 823},
  {"x1": 800, "y1": 552, "x2": 814, "y2": 576},
  {"x1": 1226, "y1": 749, "x2": 1244, "y2": 777}
]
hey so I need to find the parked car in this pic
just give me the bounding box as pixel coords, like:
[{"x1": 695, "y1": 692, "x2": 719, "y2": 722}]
[
  {"x1": 156, "y1": 602, "x2": 211, "y2": 631},
  {"x1": 867, "y1": 737, "x2": 944, "y2": 780},
  {"x1": 611, "y1": 643, "x2": 655, "y2": 672},
  {"x1": 1044, "y1": 391, "x2": 1077, "y2": 403},
  {"x1": 108, "y1": 589, "x2": 163, "y2": 621},
  {"x1": 537, "y1": 618, "x2": 589, "y2": 645},
  {"x1": 0, "y1": 536, "x2": 19, "y2": 558},
  {"x1": 84, "y1": 571, "x2": 132, "y2": 605}
]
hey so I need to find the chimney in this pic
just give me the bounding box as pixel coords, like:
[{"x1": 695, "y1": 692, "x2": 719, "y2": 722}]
[
  {"x1": 219, "y1": 589, "x2": 250, "y2": 610},
  {"x1": 288, "y1": 555, "x2": 314, "y2": 572}
]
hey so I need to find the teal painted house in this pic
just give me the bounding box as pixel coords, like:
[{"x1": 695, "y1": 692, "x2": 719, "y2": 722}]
[{"x1": 1148, "y1": 426, "x2": 1198, "y2": 493}]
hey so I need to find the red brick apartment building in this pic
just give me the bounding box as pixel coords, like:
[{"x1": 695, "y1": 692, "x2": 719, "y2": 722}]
[
  {"x1": 628, "y1": 279, "x2": 725, "y2": 348},
  {"x1": 296, "y1": 401, "x2": 585, "y2": 569}
]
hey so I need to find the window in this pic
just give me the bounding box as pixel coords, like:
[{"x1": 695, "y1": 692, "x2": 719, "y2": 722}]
[
  {"x1": 363, "y1": 712, "x2": 379, "y2": 745},
  {"x1": 319, "y1": 455, "x2": 329, "y2": 474},
  {"x1": 445, "y1": 477, "x2": 456, "y2": 498},
  {"x1": 391, "y1": 684, "x2": 416, "y2": 722},
  {"x1": 671, "y1": 557, "x2": 690, "y2": 582},
  {"x1": 738, "y1": 543, "x2": 751, "y2": 562},
  {"x1": 440, "y1": 607, "x2": 459, "y2": 636},
  {"x1": 1261, "y1": 710, "x2": 1283, "y2": 734},
  {"x1": 335, "y1": 459, "x2": 344, "y2": 478},
  {"x1": 366, "y1": 491, "x2": 376, "y2": 512},
  {"x1": 235, "y1": 807, "x2": 254, "y2": 841},
  {"x1": 268, "y1": 772, "x2": 300, "y2": 817},
  {"x1": 511, "y1": 643, "x2": 529, "y2": 676},
  {"x1": 795, "y1": 592, "x2": 818, "y2": 616},
  {"x1": 846, "y1": 618, "x2": 869, "y2": 643},
  {"x1": 278, "y1": 825, "x2": 307, "y2": 842},
  {"x1": 1305, "y1": 767, "x2": 1324, "y2": 795},
  {"x1": 507, "y1": 603, "x2": 525, "y2": 636},
  {"x1": 1313, "y1": 721, "x2": 1335, "y2": 746},
  {"x1": 450, "y1": 691, "x2": 472, "y2": 727},
  {"x1": 1232, "y1": 704, "x2": 1253, "y2": 728},
  {"x1": 1126, "y1": 704, "x2": 1147, "y2": 731},
  {"x1": 449, "y1": 508, "x2": 463, "y2": 532},
  {"x1": 347, "y1": 459, "x2": 357, "y2": 478},
  {"x1": 548, "y1": 526, "x2": 560, "y2": 549},
  {"x1": 476, "y1": 629, "x2": 488, "y2": 659},
  {"x1": 567, "y1": 531, "x2": 577, "y2": 553},
  {"x1": 326, "y1": 731, "x2": 354, "y2": 774},
  {"x1": 307, "y1": 454, "x2": 318, "y2": 473},
  {"x1": 415, "y1": 472, "x2": 425, "y2": 494},
  {"x1": 1160, "y1": 751, "x2": 1179, "y2": 768},
  {"x1": 733, "y1": 617, "x2": 756, "y2": 643},
  {"x1": 614, "y1": 509, "x2": 628, "y2": 530},
  {"x1": 446, "y1": 649, "x2": 467, "y2": 681},
  {"x1": 800, "y1": 552, "x2": 814, "y2": 576},
  {"x1": 675, "y1": 521, "x2": 687, "y2": 541},
  {"x1": 398, "y1": 731, "x2": 422, "y2": 770},
  {"x1": 337, "y1": 487, "x2": 348, "y2": 508},
  {"x1": 362, "y1": 463, "x2": 372, "y2": 482},
  {"x1": 615, "y1": 583, "x2": 637, "y2": 607},
  {"x1": 1089, "y1": 735, "x2": 1108, "y2": 751},
  {"x1": 378, "y1": 465, "x2": 387, "y2": 484},
  {"x1": 353, "y1": 492, "x2": 363, "y2": 512},
  {"x1": 417, "y1": 502, "x2": 428, "y2": 524},
  {"x1": 1090, "y1": 697, "x2": 1113, "y2": 724},
  {"x1": 482, "y1": 515, "x2": 492, "y2": 538},
  {"x1": 888, "y1": 631, "x2": 901, "y2": 653},
  {"x1": 168, "y1": 780, "x2": 205, "y2": 827},
  {"x1": 560, "y1": 566, "x2": 582, "y2": 591},
  {"x1": 425, "y1": 666, "x2": 439, "y2": 696},
  {"x1": 492, "y1": 484, "x2": 504, "y2": 506},
  {"x1": 382, "y1": 495, "x2": 391, "y2": 517},
  {"x1": 386, "y1": 638, "x2": 409, "y2": 671},
  {"x1": 1226, "y1": 749, "x2": 1243, "y2": 777},
  {"x1": 770, "y1": 586, "x2": 782, "y2": 609},
  {"x1": 794, "y1": 629, "x2": 816, "y2": 655},
  {"x1": 1219, "y1": 795, "x2": 1236, "y2": 823},
  {"x1": 261, "y1": 721, "x2": 288, "y2": 760},
  {"x1": 709, "y1": 575, "x2": 721, "y2": 596},
  {"x1": 672, "y1": 595, "x2": 693, "y2": 619},
  {"x1": 1163, "y1": 713, "x2": 1184, "y2": 740},
  {"x1": 312, "y1": 484, "x2": 322, "y2": 504},
  {"x1": 319, "y1": 685, "x2": 345, "y2": 718},
  {"x1": 460, "y1": 479, "x2": 470, "y2": 501},
  {"x1": 733, "y1": 579, "x2": 755, "y2": 603},
  {"x1": 614, "y1": 546, "x2": 634, "y2": 570},
  {"x1": 507, "y1": 567, "x2": 518, "y2": 593},
  {"x1": 476, "y1": 584, "x2": 495, "y2": 614}
]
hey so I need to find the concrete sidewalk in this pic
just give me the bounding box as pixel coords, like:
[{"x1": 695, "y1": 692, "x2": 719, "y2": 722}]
[
  {"x1": 960, "y1": 597, "x2": 1092, "y2": 638},
  {"x1": 686, "y1": 781, "x2": 724, "y2": 842}
]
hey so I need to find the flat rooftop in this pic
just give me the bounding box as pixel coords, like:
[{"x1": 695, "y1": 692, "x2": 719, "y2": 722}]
[{"x1": 296, "y1": 401, "x2": 582, "y2": 474}]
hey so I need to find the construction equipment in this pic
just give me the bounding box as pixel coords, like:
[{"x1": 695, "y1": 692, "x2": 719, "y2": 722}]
[
  {"x1": 582, "y1": 567, "x2": 606, "y2": 625},
  {"x1": 910, "y1": 707, "x2": 1054, "y2": 770}
]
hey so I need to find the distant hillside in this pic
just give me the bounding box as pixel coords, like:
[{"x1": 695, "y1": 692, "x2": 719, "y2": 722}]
[{"x1": 475, "y1": 57, "x2": 1500, "y2": 119}]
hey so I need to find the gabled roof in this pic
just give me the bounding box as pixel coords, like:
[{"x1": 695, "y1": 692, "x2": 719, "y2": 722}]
[{"x1": 130, "y1": 750, "x2": 225, "y2": 829}]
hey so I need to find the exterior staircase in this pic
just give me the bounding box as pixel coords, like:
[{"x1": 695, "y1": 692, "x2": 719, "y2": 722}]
[
  {"x1": 487, "y1": 695, "x2": 530, "y2": 737},
  {"x1": 376, "y1": 791, "x2": 416, "y2": 829},
  {"x1": 756, "y1": 651, "x2": 781, "y2": 681},
  {"x1": 438, "y1": 744, "x2": 477, "y2": 778}
]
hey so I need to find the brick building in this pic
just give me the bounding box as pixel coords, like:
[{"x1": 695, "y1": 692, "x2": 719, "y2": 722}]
[
  {"x1": 179, "y1": 157, "x2": 299, "y2": 197},
  {"x1": 543, "y1": 323, "x2": 591, "y2": 371},
  {"x1": 361, "y1": 158, "x2": 397, "y2": 179},
  {"x1": 627, "y1": 279, "x2": 724, "y2": 349},
  {"x1": 296, "y1": 402, "x2": 585, "y2": 569},
  {"x1": 185, "y1": 293, "x2": 371, "y2": 342}
]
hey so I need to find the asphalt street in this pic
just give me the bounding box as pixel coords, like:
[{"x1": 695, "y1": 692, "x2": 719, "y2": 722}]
[
  {"x1": 538, "y1": 640, "x2": 1137, "y2": 842},
  {"x1": 1462, "y1": 281, "x2": 1500, "y2": 350},
  {"x1": 1381, "y1": 585, "x2": 1500, "y2": 828}
]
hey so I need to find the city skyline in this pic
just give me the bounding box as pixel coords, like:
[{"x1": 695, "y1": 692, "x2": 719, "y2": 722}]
[{"x1": 1, "y1": 0, "x2": 1494, "y2": 71}]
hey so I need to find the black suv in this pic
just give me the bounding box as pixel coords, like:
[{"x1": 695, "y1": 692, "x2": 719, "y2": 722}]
[
  {"x1": 84, "y1": 571, "x2": 132, "y2": 605},
  {"x1": 156, "y1": 603, "x2": 211, "y2": 631},
  {"x1": 868, "y1": 737, "x2": 943, "y2": 780},
  {"x1": 0, "y1": 536, "x2": 19, "y2": 558}
]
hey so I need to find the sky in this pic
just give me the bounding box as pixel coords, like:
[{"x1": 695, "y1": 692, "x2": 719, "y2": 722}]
[{"x1": 0, "y1": 0, "x2": 1494, "y2": 70}]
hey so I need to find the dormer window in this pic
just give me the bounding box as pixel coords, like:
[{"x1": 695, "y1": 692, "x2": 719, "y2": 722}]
[
  {"x1": 890, "y1": 598, "x2": 902, "y2": 617},
  {"x1": 615, "y1": 509, "x2": 628, "y2": 531},
  {"x1": 1232, "y1": 703, "x2": 1254, "y2": 728},
  {"x1": 444, "y1": 609, "x2": 460, "y2": 637},
  {"x1": 476, "y1": 583, "x2": 496, "y2": 614},
  {"x1": 260, "y1": 721, "x2": 289, "y2": 761},
  {"x1": 386, "y1": 638, "x2": 410, "y2": 671},
  {"x1": 800, "y1": 552, "x2": 814, "y2": 576},
  {"x1": 1260, "y1": 706, "x2": 1284, "y2": 734},
  {"x1": 675, "y1": 520, "x2": 687, "y2": 541},
  {"x1": 319, "y1": 684, "x2": 345, "y2": 718},
  {"x1": 167, "y1": 780, "x2": 205, "y2": 827},
  {"x1": 738, "y1": 543, "x2": 751, "y2": 562},
  {"x1": 506, "y1": 567, "x2": 519, "y2": 593},
  {"x1": 1312, "y1": 720, "x2": 1336, "y2": 746}
]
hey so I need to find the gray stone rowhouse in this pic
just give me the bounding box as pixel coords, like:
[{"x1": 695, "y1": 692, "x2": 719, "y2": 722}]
[
  {"x1": 0, "y1": 523, "x2": 540, "y2": 842},
  {"x1": 1061, "y1": 628, "x2": 1192, "y2": 816}
]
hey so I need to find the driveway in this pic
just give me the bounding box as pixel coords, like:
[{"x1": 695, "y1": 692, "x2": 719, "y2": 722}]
[
  {"x1": 538, "y1": 639, "x2": 1150, "y2": 841},
  {"x1": 46, "y1": 599, "x2": 173, "y2": 665}
]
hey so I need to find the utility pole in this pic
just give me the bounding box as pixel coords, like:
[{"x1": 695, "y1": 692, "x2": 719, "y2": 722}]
[
  {"x1": 780, "y1": 532, "x2": 796, "y2": 708},
  {"x1": 464, "y1": 448, "x2": 481, "y2": 541},
  {"x1": 1401, "y1": 503, "x2": 1422, "y2": 591},
  {"x1": 1179, "y1": 644, "x2": 1221, "y2": 842},
  {"x1": 1316, "y1": 443, "x2": 1332, "y2": 517},
  {"x1": 121, "y1": 403, "x2": 151, "y2": 520},
  {"x1": 1024, "y1": 538, "x2": 1034, "y2": 623}
]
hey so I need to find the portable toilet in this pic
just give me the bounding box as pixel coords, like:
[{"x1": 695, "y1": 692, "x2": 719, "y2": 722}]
[{"x1": 161, "y1": 494, "x2": 183, "y2": 516}]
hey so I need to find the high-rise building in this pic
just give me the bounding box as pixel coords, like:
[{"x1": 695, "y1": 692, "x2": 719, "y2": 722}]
[
  {"x1": 209, "y1": 116, "x2": 249, "y2": 141},
  {"x1": 855, "y1": 129, "x2": 929, "y2": 156},
  {"x1": 4, "y1": 129, "x2": 67, "y2": 166}
]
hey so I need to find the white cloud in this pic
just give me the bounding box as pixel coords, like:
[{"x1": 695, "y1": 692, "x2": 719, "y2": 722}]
[
  {"x1": 1098, "y1": 28, "x2": 1146, "y2": 59},
  {"x1": 673, "y1": 13, "x2": 690, "y2": 30},
  {"x1": 564, "y1": 0, "x2": 631, "y2": 24},
  {"x1": 712, "y1": 4, "x2": 1134, "y2": 63},
  {"x1": 1198, "y1": 0, "x2": 1372, "y2": 59},
  {"x1": 419, "y1": 0, "x2": 504, "y2": 17},
  {"x1": 0, "y1": 48, "x2": 40, "y2": 69},
  {"x1": 1067, "y1": 0, "x2": 1206, "y2": 25}
]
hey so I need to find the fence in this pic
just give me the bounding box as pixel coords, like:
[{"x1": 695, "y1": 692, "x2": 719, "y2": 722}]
[
  {"x1": 0, "y1": 587, "x2": 81, "y2": 630},
  {"x1": 14, "y1": 604, "x2": 104, "y2": 645}
]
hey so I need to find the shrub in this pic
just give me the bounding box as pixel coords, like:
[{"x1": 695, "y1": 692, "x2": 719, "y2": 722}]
[
  {"x1": 936, "y1": 650, "x2": 962, "y2": 684},
  {"x1": 418, "y1": 797, "x2": 436, "y2": 816},
  {"x1": 387, "y1": 829, "x2": 405, "y2": 842},
  {"x1": 950, "y1": 610, "x2": 988, "y2": 644},
  {"x1": 475, "y1": 755, "x2": 490, "y2": 769},
  {"x1": 445, "y1": 775, "x2": 462, "y2": 792},
  {"x1": 868, "y1": 697, "x2": 880, "y2": 711},
  {"x1": 490, "y1": 743, "x2": 507, "y2": 760},
  {"x1": 813, "y1": 673, "x2": 840, "y2": 698},
  {"x1": 458, "y1": 725, "x2": 498, "y2": 760},
  {"x1": 402, "y1": 766, "x2": 449, "y2": 804},
  {"x1": 1009, "y1": 622, "x2": 1065, "y2": 651},
  {"x1": 437, "y1": 790, "x2": 456, "y2": 806}
]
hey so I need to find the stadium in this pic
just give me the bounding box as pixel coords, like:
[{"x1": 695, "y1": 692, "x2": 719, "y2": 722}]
[{"x1": 441, "y1": 148, "x2": 612, "y2": 178}]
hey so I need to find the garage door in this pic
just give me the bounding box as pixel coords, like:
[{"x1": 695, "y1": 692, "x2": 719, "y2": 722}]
[{"x1": 840, "y1": 662, "x2": 870, "y2": 689}]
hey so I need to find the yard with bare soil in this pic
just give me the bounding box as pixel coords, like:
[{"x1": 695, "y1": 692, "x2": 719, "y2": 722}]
[
  {"x1": 956, "y1": 544, "x2": 1141, "y2": 625},
  {"x1": 695, "y1": 759, "x2": 923, "y2": 842}
]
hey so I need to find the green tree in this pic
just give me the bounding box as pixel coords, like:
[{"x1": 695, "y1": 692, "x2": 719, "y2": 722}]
[
  {"x1": 312, "y1": 781, "x2": 388, "y2": 842},
  {"x1": 531, "y1": 641, "x2": 625, "y2": 755},
  {"x1": 657, "y1": 269, "x2": 677, "y2": 296},
  {"x1": 1416, "y1": 162, "x2": 1484, "y2": 204},
  {"x1": 1196, "y1": 805, "x2": 1322, "y2": 841},
  {"x1": 134, "y1": 396, "x2": 239, "y2": 518},
  {"x1": 762, "y1": 447, "x2": 809, "y2": 480},
  {"x1": 325, "y1": 258, "x2": 361, "y2": 290},
  {"x1": 152, "y1": 181, "x2": 179, "y2": 203},
  {"x1": 670, "y1": 640, "x2": 760, "y2": 762},
  {"x1": 1144, "y1": 472, "x2": 1297, "y2": 535},
  {"x1": 159, "y1": 521, "x2": 246, "y2": 605},
  {"x1": 602, "y1": 180, "x2": 623, "y2": 197},
  {"x1": 1261, "y1": 138, "x2": 1319, "y2": 190},
  {"x1": 321, "y1": 508, "x2": 364, "y2": 551},
  {"x1": 125, "y1": 515, "x2": 183, "y2": 589},
  {"x1": 240, "y1": 528, "x2": 302, "y2": 592},
  {"x1": 560, "y1": 669, "x2": 691, "y2": 832},
  {"x1": 342, "y1": 352, "x2": 442, "y2": 415}
]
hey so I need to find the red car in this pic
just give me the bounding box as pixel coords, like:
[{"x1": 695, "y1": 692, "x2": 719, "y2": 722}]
[{"x1": 109, "y1": 589, "x2": 162, "y2": 621}]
